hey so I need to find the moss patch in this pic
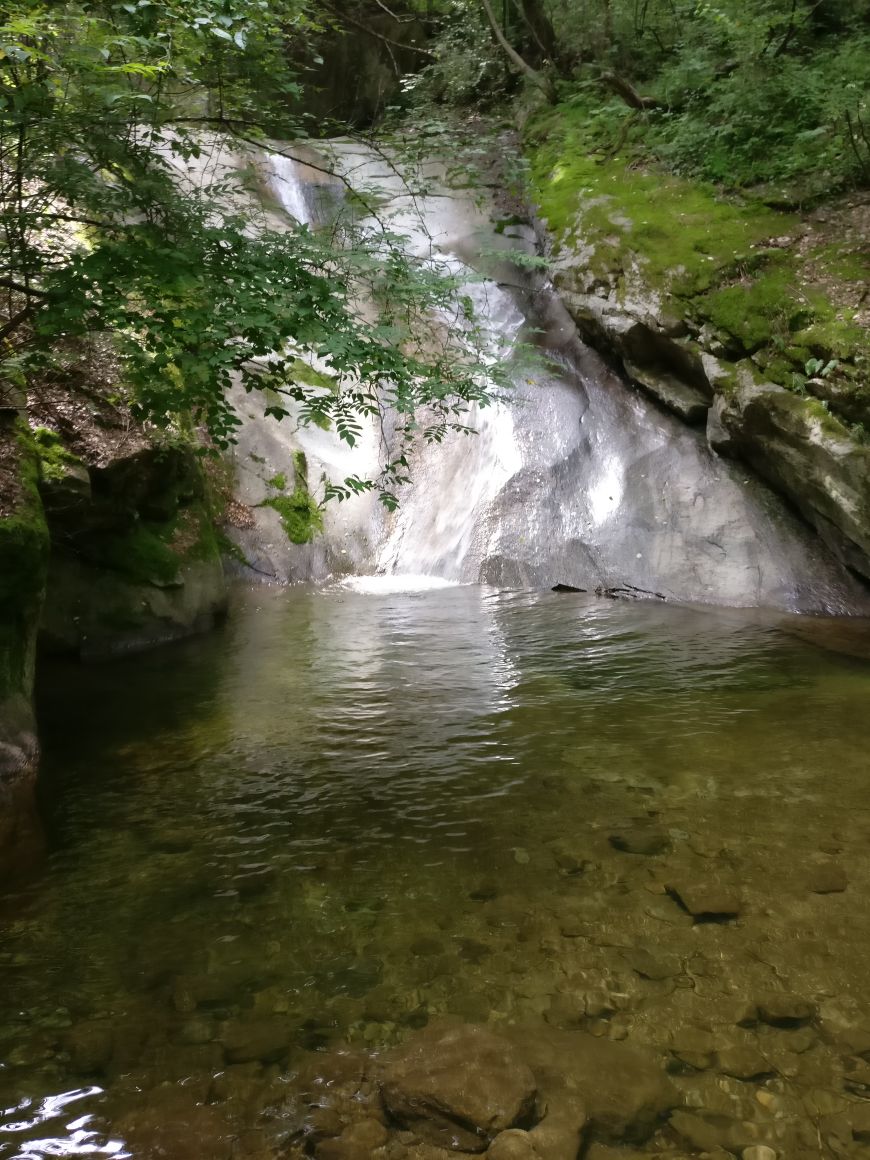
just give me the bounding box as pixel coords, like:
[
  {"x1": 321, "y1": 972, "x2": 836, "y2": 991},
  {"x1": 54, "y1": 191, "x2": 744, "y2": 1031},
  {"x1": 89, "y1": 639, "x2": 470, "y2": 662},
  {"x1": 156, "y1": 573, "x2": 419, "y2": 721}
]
[
  {"x1": 31, "y1": 426, "x2": 85, "y2": 483},
  {"x1": 699, "y1": 260, "x2": 815, "y2": 353},
  {"x1": 76, "y1": 503, "x2": 219, "y2": 588},
  {"x1": 82, "y1": 522, "x2": 183, "y2": 587},
  {"x1": 526, "y1": 99, "x2": 788, "y2": 298},
  {"x1": 525, "y1": 97, "x2": 870, "y2": 423},
  {"x1": 262, "y1": 489, "x2": 324, "y2": 545}
]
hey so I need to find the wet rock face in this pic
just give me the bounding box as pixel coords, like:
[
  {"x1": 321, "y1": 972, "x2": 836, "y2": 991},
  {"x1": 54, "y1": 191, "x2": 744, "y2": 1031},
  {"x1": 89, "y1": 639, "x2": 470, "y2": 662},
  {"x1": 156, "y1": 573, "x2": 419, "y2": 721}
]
[
  {"x1": 554, "y1": 267, "x2": 870, "y2": 590},
  {"x1": 379, "y1": 1022, "x2": 537, "y2": 1151},
  {"x1": 715, "y1": 374, "x2": 870, "y2": 583}
]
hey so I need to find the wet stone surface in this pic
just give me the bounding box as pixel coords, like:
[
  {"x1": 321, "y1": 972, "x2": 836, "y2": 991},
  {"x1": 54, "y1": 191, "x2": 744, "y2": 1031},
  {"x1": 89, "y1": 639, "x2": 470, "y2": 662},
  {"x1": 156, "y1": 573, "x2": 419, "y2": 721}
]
[{"x1": 2, "y1": 586, "x2": 870, "y2": 1159}]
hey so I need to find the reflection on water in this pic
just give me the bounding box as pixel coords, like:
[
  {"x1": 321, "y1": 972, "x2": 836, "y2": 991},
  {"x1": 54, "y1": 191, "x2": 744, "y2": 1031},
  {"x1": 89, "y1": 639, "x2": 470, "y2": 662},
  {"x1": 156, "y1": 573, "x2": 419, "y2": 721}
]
[
  {"x1": 2, "y1": 585, "x2": 870, "y2": 1157},
  {"x1": 0, "y1": 1088, "x2": 127, "y2": 1159}
]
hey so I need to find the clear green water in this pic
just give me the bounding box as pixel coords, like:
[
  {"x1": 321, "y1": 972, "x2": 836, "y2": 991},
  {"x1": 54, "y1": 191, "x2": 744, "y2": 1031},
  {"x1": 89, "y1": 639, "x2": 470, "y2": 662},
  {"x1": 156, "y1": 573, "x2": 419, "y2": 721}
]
[{"x1": 3, "y1": 585, "x2": 870, "y2": 1158}]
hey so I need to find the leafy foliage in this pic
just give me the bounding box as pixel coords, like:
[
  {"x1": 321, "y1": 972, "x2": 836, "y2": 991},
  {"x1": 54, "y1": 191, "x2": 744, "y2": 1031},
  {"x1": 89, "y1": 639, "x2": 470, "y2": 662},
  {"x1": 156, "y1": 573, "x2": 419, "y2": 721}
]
[
  {"x1": 414, "y1": 0, "x2": 870, "y2": 195},
  {"x1": 0, "y1": 0, "x2": 510, "y2": 508}
]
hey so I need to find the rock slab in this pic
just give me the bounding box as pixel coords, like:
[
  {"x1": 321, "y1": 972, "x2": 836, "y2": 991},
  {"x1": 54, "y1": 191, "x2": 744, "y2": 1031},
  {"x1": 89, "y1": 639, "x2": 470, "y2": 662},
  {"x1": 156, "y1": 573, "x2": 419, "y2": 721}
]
[{"x1": 379, "y1": 1023, "x2": 537, "y2": 1152}]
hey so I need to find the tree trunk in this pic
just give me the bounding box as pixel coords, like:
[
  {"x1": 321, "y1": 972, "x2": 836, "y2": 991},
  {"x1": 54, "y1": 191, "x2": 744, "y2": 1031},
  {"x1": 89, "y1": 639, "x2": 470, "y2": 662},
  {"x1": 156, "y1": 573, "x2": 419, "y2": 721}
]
[
  {"x1": 517, "y1": 0, "x2": 558, "y2": 65},
  {"x1": 479, "y1": 0, "x2": 556, "y2": 98}
]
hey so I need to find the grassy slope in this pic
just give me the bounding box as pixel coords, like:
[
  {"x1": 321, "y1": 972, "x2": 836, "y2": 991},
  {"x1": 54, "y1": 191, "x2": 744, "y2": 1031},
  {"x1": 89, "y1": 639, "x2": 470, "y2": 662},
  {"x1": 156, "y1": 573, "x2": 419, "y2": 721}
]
[{"x1": 525, "y1": 97, "x2": 870, "y2": 432}]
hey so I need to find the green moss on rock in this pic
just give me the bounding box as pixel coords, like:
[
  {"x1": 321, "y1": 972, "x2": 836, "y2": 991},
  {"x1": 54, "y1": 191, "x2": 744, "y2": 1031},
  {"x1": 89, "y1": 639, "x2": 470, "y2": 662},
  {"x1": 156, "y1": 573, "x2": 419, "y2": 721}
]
[
  {"x1": 31, "y1": 427, "x2": 85, "y2": 483},
  {"x1": 526, "y1": 100, "x2": 788, "y2": 298},
  {"x1": 526, "y1": 98, "x2": 869, "y2": 426},
  {"x1": 262, "y1": 489, "x2": 324, "y2": 544},
  {"x1": 82, "y1": 523, "x2": 183, "y2": 587},
  {"x1": 699, "y1": 262, "x2": 814, "y2": 353}
]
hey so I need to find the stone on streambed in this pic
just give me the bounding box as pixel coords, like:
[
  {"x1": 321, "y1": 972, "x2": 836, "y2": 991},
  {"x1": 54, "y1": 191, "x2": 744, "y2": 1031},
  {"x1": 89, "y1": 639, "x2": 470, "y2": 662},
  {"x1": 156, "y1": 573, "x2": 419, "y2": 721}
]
[
  {"x1": 665, "y1": 879, "x2": 742, "y2": 921},
  {"x1": 715, "y1": 1045, "x2": 775, "y2": 1081},
  {"x1": 220, "y1": 1016, "x2": 297, "y2": 1063},
  {"x1": 807, "y1": 862, "x2": 848, "y2": 894},
  {"x1": 547, "y1": 841, "x2": 590, "y2": 876},
  {"x1": 317, "y1": 1120, "x2": 390, "y2": 1160},
  {"x1": 755, "y1": 994, "x2": 817, "y2": 1028},
  {"x1": 621, "y1": 947, "x2": 680, "y2": 981},
  {"x1": 378, "y1": 1022, "x2": 537, "y2": 1152},
  {"x1": 849, "y1": 1102, "x2": 870, "y2": 1142},
  {"x1": 65, "y1": 1019, "x2": 114, "y2": 1074},
  {"x1": 609, "y1": 827, "x2": 670, "y2": 856},
  {"x1": 485, "y1": 1129, "x2": 537, "y2": 1160},
  {"x1": 114, "y1": 1087, "x2": 235, "y2": 1160},
  {"x1": 505, "y1": 1025, "x2": 676, "y2": 1144}
]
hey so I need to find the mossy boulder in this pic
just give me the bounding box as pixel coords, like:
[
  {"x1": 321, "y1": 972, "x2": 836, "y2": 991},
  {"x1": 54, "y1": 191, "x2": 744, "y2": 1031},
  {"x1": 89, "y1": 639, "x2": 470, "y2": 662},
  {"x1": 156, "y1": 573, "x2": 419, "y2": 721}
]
[
  {"x1": 34, "y1": 437, "x2": 227, "y2": 658},
  {"x1": 525, "y1": 101, "x2": 870, "y2": 582},
  {"x1": 713, "y1": 368, "x2": 870, "y2": 581}
]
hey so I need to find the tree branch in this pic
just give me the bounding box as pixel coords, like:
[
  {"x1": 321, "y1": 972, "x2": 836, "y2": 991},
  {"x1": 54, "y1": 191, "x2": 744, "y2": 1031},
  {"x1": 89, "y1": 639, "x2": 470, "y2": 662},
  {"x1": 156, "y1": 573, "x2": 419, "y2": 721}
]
[
  {"x1": 479, "y1": 0, "x2": 555, "y2": 99},
  {"x1": 601, "y1": 70, "x2": 663, "y2": 110},
  {"x1": 0, "y1": 277, "x2": 49, "y2": 298},
  {"x1": 320, "y1": 1, "x2": 434, "y2": 57},
  {"x1": 0, "y1": 305, "x2": 36, "y2": 343}
]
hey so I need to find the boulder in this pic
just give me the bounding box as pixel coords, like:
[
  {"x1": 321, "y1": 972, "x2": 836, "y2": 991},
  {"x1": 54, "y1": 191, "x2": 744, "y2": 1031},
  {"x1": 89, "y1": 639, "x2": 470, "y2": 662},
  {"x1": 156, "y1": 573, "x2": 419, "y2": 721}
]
[
  {"x1": 505, "y1": 1025, "x2": 675, "y2": 1144},
  {"x1": 486, "y1": 1130, "x2": 537, "y2": 1160},
  {"x1": 379, "y1": 1022, "x2": 537, "y2": 1152},
  {"x1": 220, "y1": 1016, "x2": 297, "y2": 1064},
  {"x1": 715, "y1": 371, "x2": 870, "y2": 581},
  {"x1": 666, "y1": 879, "x2": 742, "y2": 921}
]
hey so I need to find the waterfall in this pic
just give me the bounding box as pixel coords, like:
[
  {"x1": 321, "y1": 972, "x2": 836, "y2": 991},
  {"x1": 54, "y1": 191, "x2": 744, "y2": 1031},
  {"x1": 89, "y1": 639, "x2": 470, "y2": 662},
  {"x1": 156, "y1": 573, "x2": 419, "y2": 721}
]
[
  {"x1": 226, "y1": 142, "x2": 869, "y2": 614},
  {"x1": 266, "y1": 153, "x2": 316, "y2": 226}
]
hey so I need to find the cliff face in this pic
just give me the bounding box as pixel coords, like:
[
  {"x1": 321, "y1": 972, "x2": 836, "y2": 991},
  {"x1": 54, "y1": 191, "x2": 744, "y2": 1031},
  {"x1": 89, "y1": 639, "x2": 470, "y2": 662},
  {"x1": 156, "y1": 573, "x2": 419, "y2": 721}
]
[
  {"x1": 524, "y1": 102, "x2": 870, "y2": 585},
  {"x1": 29, "y1": 380, "x2": 228, "y2": 660},
  {"x1": 0, "y1": 418, "x2": 49, "y2": 870},
  {"x1": 0, "y1": 382, "x2": 228, "y2": 868}
]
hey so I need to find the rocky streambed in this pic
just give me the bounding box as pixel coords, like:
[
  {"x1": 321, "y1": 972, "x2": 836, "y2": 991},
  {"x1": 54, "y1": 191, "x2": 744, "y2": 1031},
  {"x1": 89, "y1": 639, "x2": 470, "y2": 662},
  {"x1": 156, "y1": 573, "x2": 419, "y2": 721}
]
[{"x1": 3, "y1": 586, "x2": 870, "y2": 1160}]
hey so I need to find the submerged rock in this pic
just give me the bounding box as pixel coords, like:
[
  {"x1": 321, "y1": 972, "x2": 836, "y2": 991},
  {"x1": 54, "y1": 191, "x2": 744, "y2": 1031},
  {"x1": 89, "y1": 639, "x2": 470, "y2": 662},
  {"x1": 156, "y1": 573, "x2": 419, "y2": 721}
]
[
  {"x1": 378, "y1": 1022, "x2": 537, "y2": 1152},
  {"x1": 66, "y1": 1019, "x2": 114, "y2": 1075},
  {"x1": 485, "y1": 1129, "x2": 537, "y2": 1160},
  {"x1": 807, "y1": 863, "x2": 848, "y2": 894},
  {"x1": 220, "y1": 1016, "x2": 296, "y2": 1064},
  {"x1": 609, "y1": 828, "x2": 669, "y2": 857},
  {"x1": 666, "y1": 880, "x2": 742, "y2": 921},
  {"x1": 505, "y1": 1024, "x2": 676, "y2": 1143},
  {"x1": 755, "y1": 995, "x2": 817, "y2": 1028}
]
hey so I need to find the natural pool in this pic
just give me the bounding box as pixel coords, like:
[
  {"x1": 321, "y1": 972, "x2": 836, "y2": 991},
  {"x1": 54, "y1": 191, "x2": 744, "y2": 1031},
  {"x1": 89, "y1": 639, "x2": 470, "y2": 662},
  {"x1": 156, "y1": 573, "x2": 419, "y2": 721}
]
[{"x1": 2, "y1": 584, "x2": 870, "y2": 1159}]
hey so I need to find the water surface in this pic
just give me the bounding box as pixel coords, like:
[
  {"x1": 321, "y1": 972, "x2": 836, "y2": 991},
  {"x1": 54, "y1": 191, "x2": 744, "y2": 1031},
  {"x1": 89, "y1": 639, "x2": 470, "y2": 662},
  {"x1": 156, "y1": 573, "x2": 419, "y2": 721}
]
[{"x1": 3, "y1": 585, "x2": 870, "y2": 1157}]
